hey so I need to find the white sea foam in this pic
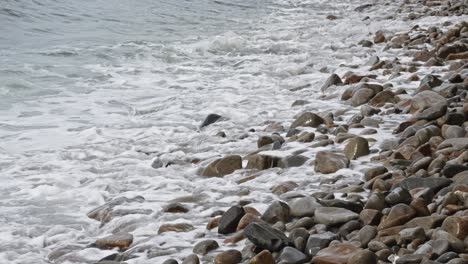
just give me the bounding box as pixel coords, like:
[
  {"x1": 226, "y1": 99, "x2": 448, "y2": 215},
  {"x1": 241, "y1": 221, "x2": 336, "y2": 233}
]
[{"x1": 0, "y1": 0, "x2": 467, "y2": 263}]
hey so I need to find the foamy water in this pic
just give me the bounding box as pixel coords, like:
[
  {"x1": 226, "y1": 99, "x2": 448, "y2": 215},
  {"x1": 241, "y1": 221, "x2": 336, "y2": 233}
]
[{"x1": 1, "y1": 0, "x2": 466, "y2": 263}]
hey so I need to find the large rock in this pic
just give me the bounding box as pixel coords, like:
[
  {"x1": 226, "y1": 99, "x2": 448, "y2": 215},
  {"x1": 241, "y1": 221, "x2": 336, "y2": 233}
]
[
  {"x1": 344, "y1": 136, "x2": 369, "y2": 160},
  {"x1": 314, "y1": 207, "x2": 359, "y2": 226},
  {"x1": 312, "y1": 243, "x2": 362, "y2": 264},
  {"x1": 410, "y1": 91, "x2": 447, "y2": 120},
  {"x1": 347, "y1": 250, "x2": 377, "y2": 264},
  {"x1": 95, "y1": 232, "x2": 133, "y2": 251},
  {"x1": 291, "y1": 112, "x2": 324, "y2": 128},
  {"x1": 405, "y1": 215, "x2": 447, "y2": 231},
  {"x1": 289, "y1": 196, "x2": 322, "y2": 218},
  {"x1": 199, "y1": 155, "x2": 243, "y2": 177},
  {"x1": 314, "y1": 151, "x2": 350, "y2": 174},
  {"x1": 378, "y1": 204, "x2": 416, "y2": 230},
  {"x1": 278, "y1": 155, "x2": 308, "y2": 168},
  {"x1": 218, "y1": 206, "x2": 245, "y2": 234},
  {"x1": 321, "y1": 74, "x2": 343, "y2": 92},
  {"x1": 244, "y1": 222, "x2": 292, "y2": 252}
]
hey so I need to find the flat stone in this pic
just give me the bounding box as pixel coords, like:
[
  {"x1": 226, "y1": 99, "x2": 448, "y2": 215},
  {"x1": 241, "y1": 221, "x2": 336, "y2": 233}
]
[
  {"x1": 393, "y1": 178, "x2": 452, "y2": 193},
  {"x1": 289, "y1": 196, "x2": 322, "y2": 218},
  {"x1": 347, "y1": 250, "x2": 377, "y2": 264},
  {"x1": 410, "y1": 91, "x2": 447, "y2": 121},
  {"x1": 314, "y1": 207, "x2": 359, "y2": 226}
]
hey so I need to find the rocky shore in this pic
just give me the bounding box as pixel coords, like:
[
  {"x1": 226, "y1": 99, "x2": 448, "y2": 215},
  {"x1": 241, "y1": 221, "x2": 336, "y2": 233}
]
[{"x1": 51, "y1": 1, "x2": 468, "y2": 264}]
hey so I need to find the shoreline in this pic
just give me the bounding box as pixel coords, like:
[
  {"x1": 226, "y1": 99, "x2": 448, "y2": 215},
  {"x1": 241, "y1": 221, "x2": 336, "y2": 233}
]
[{"x1": 46, "y1": 1, "x2": 468, "y2": 264}]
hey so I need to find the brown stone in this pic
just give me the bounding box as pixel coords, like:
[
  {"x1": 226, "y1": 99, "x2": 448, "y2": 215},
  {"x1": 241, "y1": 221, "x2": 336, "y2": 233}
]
[
  {"x1": 236, "y1": 213, "x2": 264, "y2": 231},
  {"x1": 207, "y1": 217, "x2": 221, "y2": 230},
  {"x1": 214, "y1": 249, "x2": 242, "y2": 264},
  {"x1": 441, "y1": 216, "x2": 468, "y2": 240},
  {"x1": 344, "y1": 136, "x2": 369, "y2": 160},
  {"x1": 249, "y1": 250, "x2": 275, "y2": 264},
  {"x1": 95, "y1": 232, "x2": 133, "y2": 251},
  {"x1": 314, "y1": 151, "x2": 350, "y2": 174},
  {"x1": 359, "y1": 209, "x2": 382, "y2": 226},
  {"x1": 312, "y1": 243, "x2": 362, "y2": 264},
  {"x1": 158, "y1": 223, "x2": 194, "y2": 234},
  {"x1": 378, "y1": 204, "x2": 416, "y2": 230},
  {"x1": 200, "y1": 155, "x2": 243, "y2": 177}
]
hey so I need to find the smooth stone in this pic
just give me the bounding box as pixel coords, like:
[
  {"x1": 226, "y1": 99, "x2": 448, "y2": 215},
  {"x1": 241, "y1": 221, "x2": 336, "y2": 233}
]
[
  {"x1": 201, "y1": 114, "x2": 222, "y2": 128},
  {"x1": 279, "y1": 247, "x2": 308, "y2": 264},
  {"x1": 314, "y1": 207, "x2": 359, "y2": 226},
  {"x1": 200, "y1": 155, "x2": 243, "y2": 177},
  {"x1": 410, "y1": 91, "x2": 447, "y2": 121},
  {"x1": 218, "y1": 206, "x2": 245, "y2": 234},
  {"x1": 314, "y1": 151, "x2": 350, "y2": 174},
  {"x1": 312, "y1": 243, "x2": 362, "y2": 264},
  {"x1": 378, "y1": 204, "x2": 416, "y2": 230},
  {"x1": 385, "y1": 187, "x2": 412, "y2": 205},
  {"x1": 393, "y1": 178, "x2": 453, "y2": 193},
  {"x1": 278, "y1": 155, "x2": 308, "y2": 168},
  {"x1": 193, "y1": 239, "x2": 219, "y2": 255},
  {"x1": 158, "y1": 223, "x2": 194, "y2": 234},
  {"x1": 441, "y1": 216, "x2": 468, "y2": 240},
  {"x1": 214, "y1": 250, "x2": 242, "y2": 264},
  {"x1": 399, "y1": 227, "x2": 426, "y2": 243},
  {"x1": 289, "y1": 196, "x2": 322, "y2": 218},
  {"x1": 344, "y1": 136, "x2": 369, "y2": 160},
  {"x1": 347, "y1": 250, "x2": 377, "y2": 264},
  {"x1": 249, "y1": 250, "x2": 275, "y2": 264},
  {"x1": 95, "y1": 232, "x2": 133, "y2": 250},
  {"x1": 182, "y1": 254, "x2": 200, "y2": 264},
  {"x1": 262, "y1": 201, "x2": 291, "y2": 224},
  {"x1": 291, "y1": 112, "x2": 324, "y2": 128},
  {"x1": 357, "y1": 225, "x2": 377, "y2": 247},
  {"x1": 321, "y1": 74, "x2": 343, "y2": 92},
  {"x1": 244, "y1": 222, "x2": 292, "y2": 252}
]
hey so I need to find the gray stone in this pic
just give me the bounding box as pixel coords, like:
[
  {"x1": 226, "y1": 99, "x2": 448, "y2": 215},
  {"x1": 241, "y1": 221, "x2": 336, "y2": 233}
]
[
  {"x1": 201, "y1": 114, "x2": 222, "y2": 128},
  {"x1": 244, "y1": 222, "x2": 292, "y2": 252},
  {"x1": 321, "y1": 74, "x2": 343, "y2": 92},
  {"x1": 289, "y1": 196, "x2": 322, "y2": 218},
  {"x1": 279, "y1": 247, "x2": 308, "y2": 264},
  {"x1": 218, "y1": 206, "x2": 245, "y2": 234},
  {"x1": 262, "y1": 201, "x2": 290, "y2": 224},
  {"x1": 193, "y1": 239, "x2": 219, "y2": 255},
  {"x1": 314, "y1": 207, "x2": 359, "y2": 226},
  {"x1": 344, "y1": 136, "x2": 369, "y2": 160}
]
